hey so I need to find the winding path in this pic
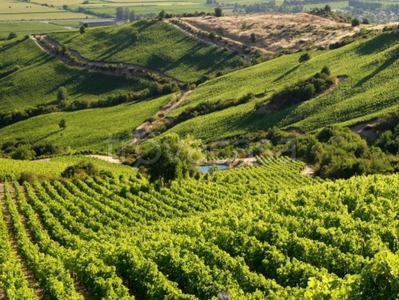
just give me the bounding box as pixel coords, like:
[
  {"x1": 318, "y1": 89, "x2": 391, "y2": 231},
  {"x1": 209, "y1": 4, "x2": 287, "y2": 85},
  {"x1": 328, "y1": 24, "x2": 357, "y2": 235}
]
[
  {"x1": 30, "y1": 35, "x2": 185, "y2": 85},
  {"x1": 164, "y1": 18, "x2": 252, "y2": 60}
]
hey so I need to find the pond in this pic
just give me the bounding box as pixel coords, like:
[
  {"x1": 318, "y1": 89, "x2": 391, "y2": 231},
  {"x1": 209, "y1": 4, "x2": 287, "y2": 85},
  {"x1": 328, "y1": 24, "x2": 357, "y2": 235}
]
[{"x1": 198, "y1": 164, "x2": 228, "y2": 173}]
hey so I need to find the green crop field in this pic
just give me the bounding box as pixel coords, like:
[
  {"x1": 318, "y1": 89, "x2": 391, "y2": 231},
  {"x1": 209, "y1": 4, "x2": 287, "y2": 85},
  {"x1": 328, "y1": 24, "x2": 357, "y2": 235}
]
[
  {"x1": 0, "y1": 0, "x2": 92, "y2": 21},
  {"x1": 0, "y1": 38, "x2": 157, "y2": 115},
  {"x1": 48, "y1": 20, "x2": 244, "y2": 82},
  {"x1": 0, "y1": 22, "x2": 70, "y2": 37},
  {"x1": 166, "y1": 31, "x2": 399, "y2": 141},
  {"x1": 1, "y1": 156, "x2": 399, "y2": 298},
  {"x1": 0, "y1": 94, "x2": 172, "y2": 152}
]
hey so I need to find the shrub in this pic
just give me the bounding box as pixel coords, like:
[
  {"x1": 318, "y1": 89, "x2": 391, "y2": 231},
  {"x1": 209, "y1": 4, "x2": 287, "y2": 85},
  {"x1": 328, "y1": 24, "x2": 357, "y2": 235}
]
[
  {"x1": 351, "y1": 18, "x2": 360, "y2": 27},
  {"x1": 61, "y1": 161, "x2": 98, "y2": 178},
  {"x1": 299, "y1": 53, "x2": 311, "y2": 63}
]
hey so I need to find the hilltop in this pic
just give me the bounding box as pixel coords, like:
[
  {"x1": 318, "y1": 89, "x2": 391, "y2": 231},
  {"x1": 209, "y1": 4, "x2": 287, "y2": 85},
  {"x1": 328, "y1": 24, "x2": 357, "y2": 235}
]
[{"x1": 176, "y1": 13, "x2": 362, "y2": 53}]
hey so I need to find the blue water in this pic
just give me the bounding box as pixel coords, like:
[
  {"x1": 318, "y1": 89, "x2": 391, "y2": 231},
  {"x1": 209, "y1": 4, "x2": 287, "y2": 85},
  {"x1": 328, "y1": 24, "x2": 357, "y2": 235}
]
[{"x1": 198, "y1": 164, "x2": 228, "y2": 173}]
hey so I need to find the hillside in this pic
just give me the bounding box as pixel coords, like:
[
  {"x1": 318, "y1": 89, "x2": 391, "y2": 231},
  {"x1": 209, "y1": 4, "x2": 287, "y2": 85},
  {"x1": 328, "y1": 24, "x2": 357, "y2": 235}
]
[
  {"x1": 48, "y1": 20, "x2": 245, "y2": 83},
  {"x1": 166, "y1": 30, "x2": 399, "y2": 141},
  {"x1": 1, "y1": 157, "x2": 399, "y2": 298},
  {"x1": 0, "y1": 38, "x2": 155, "y2": 115},
  {"x1": 178, "y1": 13, "x2": 360, "y2": 53},
  {"x1": 0, "y1": 94, "x2": 172, "y2": 152}
]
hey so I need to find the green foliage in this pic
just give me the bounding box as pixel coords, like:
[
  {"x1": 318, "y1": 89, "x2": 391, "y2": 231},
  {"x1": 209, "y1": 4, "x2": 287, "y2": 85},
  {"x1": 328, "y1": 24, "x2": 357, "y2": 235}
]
[
  {"x1": 297, "y1": 126, "x2": 392, "y2": 179},
  {"x1": 0, "y1": 39, "x2": 154, "y2": 115},
  {"x1": 362, "y1": 18, "x2": 370, "y2": 24},
  {"x1": 263, "y1": 68, "x2": 335, "y2": 112},
  {"x1": 214, "y1": 7, "x2": 223, "y2": 17},
  {"x1": 2, "y1": 155, "x2": 399, "y2": 298},
  {"x1": 7, "y1": 32, "x2": 17, "y2": 40},
  {"x1": 49, "y1": 20, "x2": 243, "y2": 82},
  {"x1": 167, "y1": 32, "x2": 399, "y2": 141},
  {"x1": 57, "y1": 86, "x2": 68, "y2": 103},
  {"x1": 0, "y1": 94, "x2": 171, "y2": 151},
  {"x1": 299, "y1": 52, "x2": 311, "y2": 63},
  {"x1": 131, "y1": 29, "x2": 139, "y2": 42},
  {"x1": 352, "y1": 18, "x2": 360, "y2": 26},
  {"x1": 58, "y1": 118, "x2": 66, "y2": 129},
  {"x1": 159, "y1": 10, "x2": 166, "y2": 19},
  {"x1": 61, "y1": 161, "x2": 98, "y2": 178},
  {"x1": 79, "y1": 25, "x2": 85, "y2": 34},
  {"x1": 11, "y1": 145, "x2": 35, "y2": 160},
  {"x1": 250, "y1": 32, "x2": 257, "y2": 43},
  {"x1": 139, "y1": 133, "x2": 203, "y2": 184}
]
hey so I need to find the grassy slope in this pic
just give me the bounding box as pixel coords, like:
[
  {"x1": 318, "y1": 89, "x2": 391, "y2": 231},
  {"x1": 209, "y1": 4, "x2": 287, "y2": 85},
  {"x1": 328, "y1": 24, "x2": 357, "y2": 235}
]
[
  {"x1": 167, "y1": 31, "x2": 399, "y2": 141},
  {"x1": 0, "y1": 38, "x2": 154, "y2": 114},
  {"x1": 0, "y1": 94, "x2": 171, "y2": 151},
  {"x1": 49, "y1": 20, "x2": 244, "y2": 82}
]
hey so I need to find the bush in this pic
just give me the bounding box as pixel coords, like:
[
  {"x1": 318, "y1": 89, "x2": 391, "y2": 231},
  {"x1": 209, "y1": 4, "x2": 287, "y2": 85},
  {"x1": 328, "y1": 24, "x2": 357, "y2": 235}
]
[
  {"x1": 215, "y1": 7, "x2": 223, "y2": 17},
  {"x1": 362, "y1": 18, "x2": 370, "y2": 25},
  {"x1": 351, "y1": 18, "x2": 360, "y2": 27},
  {"x1": 7, "y1": 32, "x2": 17, "y2": 40},
  {"x1": 61, "y1": 161, "x2": 98, "y2": 178},
  {"x1": 18, "y1": 172, "x2": 38, "y2": 184},
  {"x1": 299, "y1": 53, "x2": 311, "y2": 63}
]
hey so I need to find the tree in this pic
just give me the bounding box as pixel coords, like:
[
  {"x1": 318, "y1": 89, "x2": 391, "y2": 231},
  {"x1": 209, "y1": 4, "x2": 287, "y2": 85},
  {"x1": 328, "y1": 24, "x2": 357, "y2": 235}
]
[
  {"x1": 324, "y1": 4, "x2": 331, "y2": 13},
  {"x1": 129, "y1": 10, "x2": 136, "y2": 21},
  {"x1": 138, "y1": 133, "x2": 203, "y2": 185},
  {"x1": 250, "y1": 33, "x2": 257, "y2": 43},
  {"x1": 351, "y1": 18, "x2": 360, "y2": 26},
  {"x1": 57, "y1": 86, "x2": 68, "y2": 102},
  {"x1": 321, "y1": 65, "x2": 331, "y2": 76},
  {"x1": 362, "y1": 18, "x2": 370, "y2": 24},
  {"x1": 115, "y1": 7, "x2": 124, "y2": 20},
  {"x1": 7, "y1": 32, "x2": 17, "y2": 40},
  {"x1": 124, "y1": 7, "x2": 130, "y2": 20},
  {"x1": 131, "y1": 29, "x2": 139, "y2": 42},
  {"x1": 215, "y1": 7, "x2": 223, "y2": 17},
  {"x1": 299, "y1": 53, "x2": 311, "y2": 63},
  {"x1": 59, "y1": 119, "x2": 67, "y2": 129},
  {"x1": 79, "y1": 25, "x2": 85, "y2": 34},
  {"x1": 11, "y1": 146, "x2": 35, "y2": 160},
  {"x1": 159, "y1": 10, "x2": 166, "y2": 19}
]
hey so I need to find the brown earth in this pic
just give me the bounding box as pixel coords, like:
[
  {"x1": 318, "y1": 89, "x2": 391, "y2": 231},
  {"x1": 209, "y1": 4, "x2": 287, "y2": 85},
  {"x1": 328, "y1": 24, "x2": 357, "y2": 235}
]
[{"x1": 178, "y1": 13, "x2": 373, "y2": 53}]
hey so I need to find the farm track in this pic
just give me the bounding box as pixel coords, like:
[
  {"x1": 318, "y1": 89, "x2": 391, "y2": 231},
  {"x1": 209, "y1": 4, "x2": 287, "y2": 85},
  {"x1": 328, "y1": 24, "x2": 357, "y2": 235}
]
[
  {"x1": 30, "y1": 35, "x2": 185, "y2": 85},
  {"x1": 164, "y1": 19, "x2": 252, "y2": 60},
  {"x1": 130, "y1": 89, "x2": 193, "y2": 143},
  {"x1": 0, "y1": 183, "x2": 43, "y2": 299}
]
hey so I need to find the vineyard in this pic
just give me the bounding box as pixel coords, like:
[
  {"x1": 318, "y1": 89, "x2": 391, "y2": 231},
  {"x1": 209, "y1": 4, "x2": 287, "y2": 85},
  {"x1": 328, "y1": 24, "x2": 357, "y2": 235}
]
[{"x1": 1, "y1": 157, "x2": 399, "y2": 299}]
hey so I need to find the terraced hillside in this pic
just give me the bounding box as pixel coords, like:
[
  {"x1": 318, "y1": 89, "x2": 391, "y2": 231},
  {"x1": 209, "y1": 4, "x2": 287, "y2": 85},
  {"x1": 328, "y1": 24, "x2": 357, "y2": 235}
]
[
  {"x1": 0, "y1": 38, "x2": 155, "y2": 115},
  {"x1": 49, "y1": 20, "x2": 245, "y2": 83},
  {"x1": 1, "y1": 156, "x2": 399, "y2": 298}
]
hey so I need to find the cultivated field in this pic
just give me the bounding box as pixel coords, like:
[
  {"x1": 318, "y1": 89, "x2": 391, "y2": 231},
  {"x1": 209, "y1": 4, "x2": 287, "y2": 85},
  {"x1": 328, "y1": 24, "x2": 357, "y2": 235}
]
[
  {"x1": 0, "y1": 156, "x2": 398, "y2": 298},
  {"x1": 0, "y1": 38, "x2": 156, "y2": 114},
  {"x1": 49, "y1": 20, "x2": 244, "y2": 82},
  {"x1": 167, "y1": 30, "x2": 399, "y2": 140},
  {"x1": 0, "y1": 0, "x2": 91, "y2": 21}
]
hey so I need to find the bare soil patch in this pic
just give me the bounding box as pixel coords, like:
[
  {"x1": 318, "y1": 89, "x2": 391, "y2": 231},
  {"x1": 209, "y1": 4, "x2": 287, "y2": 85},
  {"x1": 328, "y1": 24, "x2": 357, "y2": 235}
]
[{"x1": 180, "y1": 13, "x2": 364, "y2": 53}]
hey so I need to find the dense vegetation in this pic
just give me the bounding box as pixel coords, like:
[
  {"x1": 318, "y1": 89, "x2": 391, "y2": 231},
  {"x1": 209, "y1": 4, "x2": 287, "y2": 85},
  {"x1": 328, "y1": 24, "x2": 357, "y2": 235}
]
[
  {"x1": 0, "y1": 94, "x2": 172, "y2": 152},
  {"x1": 167, "y1": 30, "x2": 399, "y2": 141},
  {"x1": 256, "y1": 67, "x2": 335, "y2": 112},
  {"x1": 1, "y1": 157, "x2": 399, "y2": 298}
]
